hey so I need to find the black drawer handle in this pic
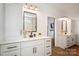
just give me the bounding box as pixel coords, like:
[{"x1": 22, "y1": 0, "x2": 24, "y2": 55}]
[{"x1": 7, "y1": 46, "x2": 17, "y2": 49}]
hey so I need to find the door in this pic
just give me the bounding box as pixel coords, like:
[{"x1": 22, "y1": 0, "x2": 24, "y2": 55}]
[
  {"x1": 47, "y1": 17, "x2": 55, "y2": 47},
  {"x1": 47, "y1": 17, "x2": 55, "y2": 38},
  {"x1": 21, "y1": 46, "x2": 34, "y2": 56},
  {"x1": 34, "y1": 44, "x2": 44, "y2": 56}
]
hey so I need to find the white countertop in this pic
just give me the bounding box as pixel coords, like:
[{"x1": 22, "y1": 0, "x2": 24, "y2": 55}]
[{"x1": 0, "y1": 36, "x2": 52, "y2": 45}]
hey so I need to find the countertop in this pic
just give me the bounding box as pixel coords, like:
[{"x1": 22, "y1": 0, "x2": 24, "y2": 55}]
[{"x1": 0, "y1": 36, "x2": 52, "y2": 45}]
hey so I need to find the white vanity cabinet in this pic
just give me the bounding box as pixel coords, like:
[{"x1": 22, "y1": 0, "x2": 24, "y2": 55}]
[
  {"x1": 0, "y1": 37, "x2": 52, "y2": 56},
  {"x1": 58, "y1": 35, "x2": 76, "y2": 49},
  {"x1": 4, "y1": 4, "x2": 23, "y2": 41},
  {"x1": 66, "y1": 36, "x2": 76, "y2": 48},
  {"x1": 21, "y1": 39, "x2": 45, "y2": 56},
  {"x1": 0, "y1": 42, "x2": 20, "y2": 56}
]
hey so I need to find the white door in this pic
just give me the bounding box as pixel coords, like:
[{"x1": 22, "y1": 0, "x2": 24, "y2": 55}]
[
  {"x1": 67, "y1": 19, "x2": 71, "y2": 35},
  {"x1": 5, "y1": 4, "x2": 23, "y2": 40},
  {"x1": 34, "y1": 44, "x2": 44, "y2": 56},
  {"x1": 21, "y1": 46, "x2": 34, "y2": 56}
]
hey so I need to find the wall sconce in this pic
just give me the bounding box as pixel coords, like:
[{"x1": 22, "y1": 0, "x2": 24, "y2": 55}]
[{"x1": 24, "y1": 3, "x2": 38, "y2": 11}]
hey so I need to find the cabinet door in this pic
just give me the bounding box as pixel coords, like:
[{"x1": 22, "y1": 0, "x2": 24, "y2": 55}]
[
  {"x1": 67, "y1": 19, "x2": 71, "y2": 35},
  {"x1": 5, "y1": 4, "x2": 23, "y2": 40},
  {"x1": 21, "y1": 46, "x2": 34, "y2": 56},
  {"x1": 35, "y1": 44, "x2": 44, "y2": 56}
]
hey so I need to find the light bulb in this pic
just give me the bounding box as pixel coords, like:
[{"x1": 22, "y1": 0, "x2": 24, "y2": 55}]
[
  {"x1": 24, "y1": 3, "x2": 28, "y2": 9},
  {"x1": 34, "y1": 6, "x2": 38, "y2": 11},
  {"x1": 30, "y1": 5, "x2": 34, "y2": 10}
]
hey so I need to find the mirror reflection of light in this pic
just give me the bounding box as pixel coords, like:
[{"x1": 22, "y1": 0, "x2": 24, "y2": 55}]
[
  {"x1": 59, "y1": 17, "x2": 71, "y2": 21},
  {"x1": 25, "y1": 20, "x2": 31, "y2": 24}
]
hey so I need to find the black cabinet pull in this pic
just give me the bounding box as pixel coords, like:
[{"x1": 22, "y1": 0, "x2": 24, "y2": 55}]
[
  {"x1": 33, "y1": 48, "x2": 34, "y2": 53},
  {"x1": 7, "y1": 46, "x2": 17, "y2": 49}
]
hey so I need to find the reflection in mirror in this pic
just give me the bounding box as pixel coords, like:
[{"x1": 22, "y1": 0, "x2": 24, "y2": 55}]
[{"x1": 23, "y1": 11, "x2": 37, "y2": 32}]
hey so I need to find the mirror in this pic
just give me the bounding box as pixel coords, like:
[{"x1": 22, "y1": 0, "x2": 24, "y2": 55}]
[
  {"x1": 60, "y1": 17, "x2": 71, "y2": 35},
  {"x1": 23, "y1": 11, "x2": 37, "y2": 32}
]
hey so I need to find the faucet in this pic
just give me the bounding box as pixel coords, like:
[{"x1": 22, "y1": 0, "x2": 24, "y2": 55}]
[{"x1": 29, "y1": 32, "x2": 33, "y2": 38}]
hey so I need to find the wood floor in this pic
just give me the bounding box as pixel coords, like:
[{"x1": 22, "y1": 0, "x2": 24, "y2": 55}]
[{"x1": 52, "y1": 45, "x2": 79, "y2": 56}]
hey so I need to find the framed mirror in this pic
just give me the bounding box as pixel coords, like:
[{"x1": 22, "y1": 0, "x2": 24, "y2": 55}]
[{"x1": 23, "y1": 11, "x2": 37, "y2": 32}]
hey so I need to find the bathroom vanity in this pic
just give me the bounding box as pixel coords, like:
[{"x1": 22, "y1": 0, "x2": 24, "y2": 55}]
[
  {"x1": 55, "y1": 17, "x2": 76, "y2": 49},
  {"x1": 0, "y1": 37, "x2": 52, "y2": 56},
  {"x1": 0, "y1": 4, "x2": 52, "y2": 56}
]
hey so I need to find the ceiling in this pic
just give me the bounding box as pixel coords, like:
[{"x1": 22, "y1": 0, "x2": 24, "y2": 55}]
[
  {"x1": 51, "y1": 3, "x2": 79, "y2": 18},
  {"x1": 32, "y1": 3, "x2": 79, "y2": 19}
]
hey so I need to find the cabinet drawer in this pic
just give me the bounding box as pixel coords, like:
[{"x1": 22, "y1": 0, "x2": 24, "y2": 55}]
[
  {"x1": 45, "y1": 42, "x2": 51, "y2": 46},
  {"x1": 21, "y1": 39, "x2": 44, "y2": 48},
  {"x1": 45, "y1": 39, "x2": 51, "y2": 46},
  {"x1": 45, "y1": 39, "x2": 51, "y2": 42},
  {"x1": 46, "y1": 51, "x2": 51, "y2": 56},
  {"x1": 45, "y1": 48, "x2": 51, "y2": 56},
  {"x1": 45, "y1": 46, "x2": 51, "y2": 51},
  {"x1": 2, "y1": 50, "x2": 20, "y2": 56},
  {"x1": 1, "y1": 42, "x2": 20, "y2": 52}
]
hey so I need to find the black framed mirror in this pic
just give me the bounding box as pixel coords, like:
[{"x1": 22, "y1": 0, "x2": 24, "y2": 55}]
[{"x1": 23, "y1": 11, "x2": 37, "y2": 32}]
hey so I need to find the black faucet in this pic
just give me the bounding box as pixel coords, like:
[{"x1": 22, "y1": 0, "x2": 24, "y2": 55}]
[{"x1": 29, "y1": 32, "x2": 33, "y2": 37}]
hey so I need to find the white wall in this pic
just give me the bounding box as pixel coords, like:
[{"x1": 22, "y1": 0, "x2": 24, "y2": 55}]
[
  {"x1": 31, "y1": 3, "x2": 60, "y2": 36},
  {"x1": 1, "y1": 3, "x2": 79, "y2": 45},
  {"x1": 0, "y1": 3, "x2": 61, "y2": 41},
  {"x1": 4, "y1": 4, "x2": 23, "y2": 40},
  {"x1": 72, "y1": 19, "x2": 79, "y2": 45},
  {"x1": 31, "y1": 3, "x2": 79, "y2": 46},
  {"x1": 0, "y1": 4, "x2": 4, "y2": 40},
  {"x1": 54, "y1": 3, "x2": 79, "y2": 47}
]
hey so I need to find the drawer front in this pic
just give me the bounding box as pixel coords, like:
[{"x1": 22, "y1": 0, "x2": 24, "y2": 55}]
[
  {"x1": 2, "y1": 50, "x2": 20, "y2": 56},
  {"x1": 1, "y1": 42, "x2": 20, "y2": 52},
  {"x1": 45, "y1": 39, "x2": 51, "y2": 42},
  {"x1": 21, "y1": 39, "x2": 44, "y2": 48},
  {"x1": 45, "y1": 42, "x2": 51, "y2": 46},
  {"x1": 45, "y1": 39, "x2": 51, "y2": 46},
  {"x1": 45, "y1": 48, "x2": 51, "y2": 56},
  {"x1": 45, "y1": 51, "x2": 51, "y2": 56},
  {"x1": 45, "y1": 39, "x2": 52, "y2": 56}
]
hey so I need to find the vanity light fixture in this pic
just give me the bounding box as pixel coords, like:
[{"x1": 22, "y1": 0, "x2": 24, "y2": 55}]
[{"x1": 24, "y1": 3, "x2": 38, "y2": 11}]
